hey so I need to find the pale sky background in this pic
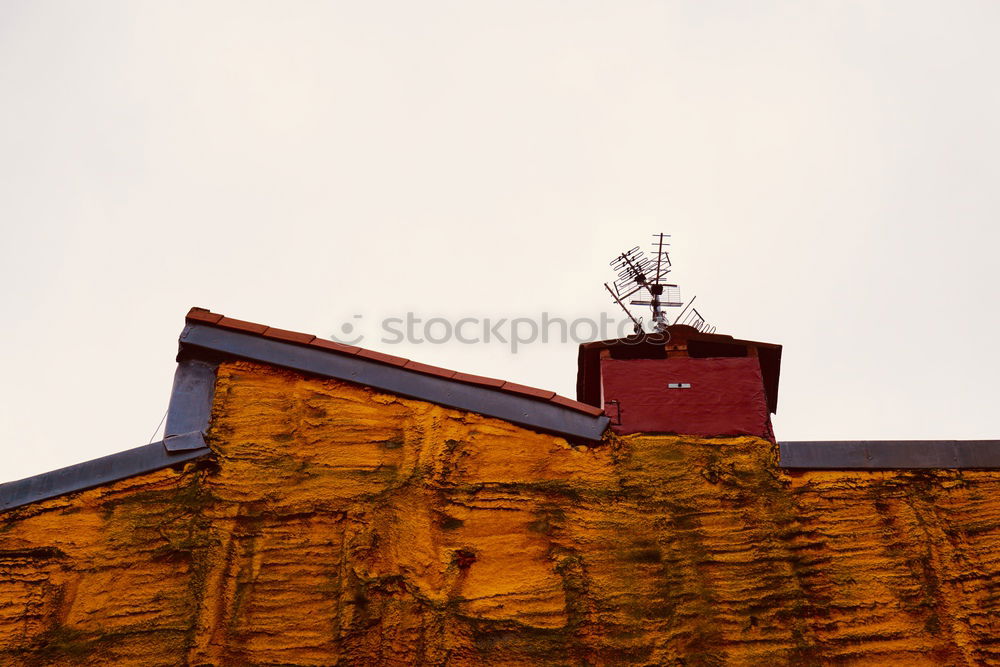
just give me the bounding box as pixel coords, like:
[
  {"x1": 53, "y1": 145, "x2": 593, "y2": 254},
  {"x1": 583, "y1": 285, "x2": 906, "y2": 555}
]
[{"x1": 2, "y1": 1, "x2": 999, "y2": 483}]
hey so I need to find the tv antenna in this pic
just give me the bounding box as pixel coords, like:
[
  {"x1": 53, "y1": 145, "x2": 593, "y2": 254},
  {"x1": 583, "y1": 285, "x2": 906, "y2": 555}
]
[
  {"x1": 671, "y1": 296, "x2": 716, "y2": 334},
  {"x1": 603, "y1": 233, "x2": 714, "y2": 335}
]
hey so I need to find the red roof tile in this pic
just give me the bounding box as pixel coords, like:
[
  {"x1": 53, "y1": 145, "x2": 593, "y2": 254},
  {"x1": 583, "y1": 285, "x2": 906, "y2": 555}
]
[
  {"x1": 186, "y1": 307, "x2": 224, "y2": 324},
  {"x1": 403, "y1": 360, "x2": 457, "y2": 379},
  {"x1": 310, "y1": 338, "x2": 362, "y2": 355},
  {"x1": 357, "y1": 349, "x2": 409, "y2": 367},
  {"x1": 550, "y1": 394, "x2": 606, "y2": 417},
  {"x1": 216, "y1": 316, "x2": 269, "y2": 335},
  {"x1": 263, "y1": 327, "x2": 317, "y2": 345},
  {"x1": 451, "y1": 371, "x2": 506, "y2": 388},
  {"x1": 499, "y1": 381, "x2": 557, "y2": 401},
  {"x1": 185, "y1": 307, "x2": 603, "y2": 418}
]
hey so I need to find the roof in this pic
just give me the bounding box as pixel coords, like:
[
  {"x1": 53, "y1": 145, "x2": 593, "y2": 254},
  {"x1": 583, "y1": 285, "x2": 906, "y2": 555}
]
[
  {"x1": 0, "y1": 307, "x2": 610, "y2": 513},
  {"x1": 184, "y1": 307, "x2": 604, "y2": 418},
  {"x1": 4, "y1": 308, "x2": 999, "y2": 514},
  {"x1": 576, "y1": 325, "x2": 783, "y2": 414}
]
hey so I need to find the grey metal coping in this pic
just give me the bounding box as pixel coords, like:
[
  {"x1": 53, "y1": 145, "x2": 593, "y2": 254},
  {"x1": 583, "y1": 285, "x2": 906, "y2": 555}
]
[
  {"x1": 178, "y1": 323, "x2": 611, "y2": 442},
  {"x1": 0, "y1": 438, "x2": 210, "y2": 513},
  {"x1": 0, "y1": 359, "x2": 216, "y2": 513},
  {"x1": 780, "y1": 440, "x2": 1000, "y2": 469},
  {"x1": 164, "y1": 357, "x2": 217, "y2": 439}
]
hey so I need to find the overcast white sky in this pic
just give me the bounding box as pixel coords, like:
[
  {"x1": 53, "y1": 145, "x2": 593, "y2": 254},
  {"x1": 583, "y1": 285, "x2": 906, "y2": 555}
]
[{"x1": 2, "y1": 1, "x2": 999, "y2": 483}]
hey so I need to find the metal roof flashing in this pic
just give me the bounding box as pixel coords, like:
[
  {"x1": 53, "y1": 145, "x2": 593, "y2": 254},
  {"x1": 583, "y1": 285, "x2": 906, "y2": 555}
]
[{"x1": 0, "y1": 357, "x2": 217, "y2": 513}]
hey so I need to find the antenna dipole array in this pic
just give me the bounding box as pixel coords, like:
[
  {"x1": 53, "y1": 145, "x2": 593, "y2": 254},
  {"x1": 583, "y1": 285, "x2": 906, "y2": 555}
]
[
  {"x1": 672, "y1": 296, "x2": 716, "y2": 334},
  {"x1": 603, "y1": 233, "x2": 714, "y2": 335}
]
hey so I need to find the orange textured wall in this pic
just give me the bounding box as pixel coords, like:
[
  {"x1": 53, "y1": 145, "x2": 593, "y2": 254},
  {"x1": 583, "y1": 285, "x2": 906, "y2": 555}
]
[{"x1": 3, "y1": 360, "x2": 1000, "y2": 665}]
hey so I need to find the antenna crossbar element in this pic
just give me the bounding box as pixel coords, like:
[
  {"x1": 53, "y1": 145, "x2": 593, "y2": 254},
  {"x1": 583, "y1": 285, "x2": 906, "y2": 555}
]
[
  {"x1": 672, "y1": 295, "x2": 696, "y2": 326},
  {"x1": 678, "y1": 307, "x2": 715, "y2": 333},
  {"x1": 604, "y1": 282, "x2": 643, "y2": 334},
  {"x1": 650, "y1": 233, "x2": 672, "y2": 284},
  {"x1": 680, "y1": 307, "x2": 705, "y2": 330},
  {"x1": 630, "y1": 284, "x2": 683, "y2": 309},
  {"x1": 610, "y1": 247, "x2": 656, "y2": 298}
]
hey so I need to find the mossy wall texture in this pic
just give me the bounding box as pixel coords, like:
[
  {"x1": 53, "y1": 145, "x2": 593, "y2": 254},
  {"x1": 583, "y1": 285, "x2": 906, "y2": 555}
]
[{"x1": 3, "y1": 360, "x2": 1000, "y2": 665}]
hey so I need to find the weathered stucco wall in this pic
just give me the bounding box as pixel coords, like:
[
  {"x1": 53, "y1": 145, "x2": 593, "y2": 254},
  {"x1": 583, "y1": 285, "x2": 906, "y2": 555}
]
[{"x1": 3, "y1": 360, "x2": 1000, "y2": 665}]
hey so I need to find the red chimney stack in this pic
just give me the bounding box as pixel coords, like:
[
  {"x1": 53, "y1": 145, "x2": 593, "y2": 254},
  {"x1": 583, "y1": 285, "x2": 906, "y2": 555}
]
[{"x1": 576, "y1": 325, "x2": 782, "y2": 440}]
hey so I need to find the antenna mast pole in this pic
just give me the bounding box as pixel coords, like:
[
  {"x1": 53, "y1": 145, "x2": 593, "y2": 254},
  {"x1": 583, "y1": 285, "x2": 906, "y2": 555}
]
[{"x1": 651, "y1": 233, "x2": 667, "y2": 333}]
